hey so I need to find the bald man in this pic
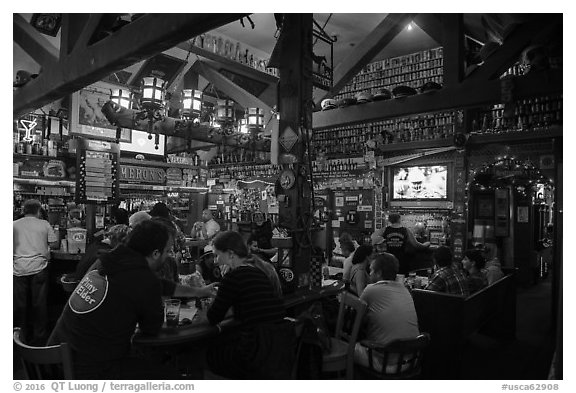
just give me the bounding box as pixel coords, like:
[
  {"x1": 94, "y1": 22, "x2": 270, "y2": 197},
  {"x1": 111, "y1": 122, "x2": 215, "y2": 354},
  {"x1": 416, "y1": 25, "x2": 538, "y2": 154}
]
[{"x1": 191, "y1": 209, "x2": 221, "y2": 250}]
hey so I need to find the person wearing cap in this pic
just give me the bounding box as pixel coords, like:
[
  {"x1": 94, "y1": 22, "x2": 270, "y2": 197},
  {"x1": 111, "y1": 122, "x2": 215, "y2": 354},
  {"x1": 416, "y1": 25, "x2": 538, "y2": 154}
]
[
  {"x1": 13, "y1": 199, "x2": 59, "y2": 345},
  {"x1": 382, "y1": 213, "x2": 430, "y2": 275},
  {"x1": 371, "y1": 233, "x2": 387, "y2": 254}
]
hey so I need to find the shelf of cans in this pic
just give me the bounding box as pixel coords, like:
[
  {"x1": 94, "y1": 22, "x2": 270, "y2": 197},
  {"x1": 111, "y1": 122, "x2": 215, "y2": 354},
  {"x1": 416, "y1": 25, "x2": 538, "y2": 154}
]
[
  {"x1": 209, "y1": 163, "x2": 281, "y2": 180},
  {"x1": 313, "y1": 109, "x2": 456, "y2": 155},
  {"x1": 334, "y1": 47, "x2": 444, "y2": 100},
  {"x1": 190, "y1": 33, "x2": 279, "y2": 77},
  {"x1": 471, "y1": 94, "x2": 562, "y2": 134}
]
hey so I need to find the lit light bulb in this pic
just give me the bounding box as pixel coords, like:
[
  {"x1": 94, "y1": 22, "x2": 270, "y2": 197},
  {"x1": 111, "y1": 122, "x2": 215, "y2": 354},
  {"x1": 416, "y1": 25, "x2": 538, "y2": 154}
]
[{"x1": 407, "y1": 22, "x2": 413, "y2": 31}]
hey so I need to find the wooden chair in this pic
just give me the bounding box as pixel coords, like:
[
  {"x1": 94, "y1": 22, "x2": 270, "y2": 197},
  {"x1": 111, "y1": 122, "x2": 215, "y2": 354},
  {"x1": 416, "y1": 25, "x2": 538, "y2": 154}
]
[
  {"x1": 13, "y1": 327, "x2": 75, "y2": 379},
  {"x1": 322, "y1": 292, "x2": 367, "y2": 379},
  {"x1": 355, "y1": 332, "x2": 431, "y2": 379}
]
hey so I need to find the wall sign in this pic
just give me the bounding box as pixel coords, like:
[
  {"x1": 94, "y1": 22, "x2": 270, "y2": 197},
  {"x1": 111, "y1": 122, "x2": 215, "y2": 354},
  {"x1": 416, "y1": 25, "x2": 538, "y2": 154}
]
[{"x1": 120, "y1": 165, "x2": 166, "y2": 184}]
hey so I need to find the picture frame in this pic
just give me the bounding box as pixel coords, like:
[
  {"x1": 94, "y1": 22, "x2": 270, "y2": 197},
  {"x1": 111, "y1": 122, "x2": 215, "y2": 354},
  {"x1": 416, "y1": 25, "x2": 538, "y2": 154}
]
[{"x1": 70, "y1": 82, "x2": 132, "y2": 143}]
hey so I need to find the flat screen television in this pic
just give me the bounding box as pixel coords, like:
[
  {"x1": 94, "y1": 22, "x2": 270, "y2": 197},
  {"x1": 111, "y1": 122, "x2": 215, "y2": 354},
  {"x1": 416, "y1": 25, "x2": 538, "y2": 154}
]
[{"x1": 391, "y1": 164, "x2": 448, "y2": 200}]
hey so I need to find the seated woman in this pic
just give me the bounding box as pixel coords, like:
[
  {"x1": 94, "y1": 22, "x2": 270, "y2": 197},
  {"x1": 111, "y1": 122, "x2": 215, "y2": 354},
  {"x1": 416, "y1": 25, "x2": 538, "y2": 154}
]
[
  {"x1": 349, "y1": 244, "x2": 373, "y2": 297},
  {"x1": 206, "y1": 231, "x2": 295, "y2": 379},
  {"x1": 462, "y1": 249, "x2": 488, "y2": 293}
]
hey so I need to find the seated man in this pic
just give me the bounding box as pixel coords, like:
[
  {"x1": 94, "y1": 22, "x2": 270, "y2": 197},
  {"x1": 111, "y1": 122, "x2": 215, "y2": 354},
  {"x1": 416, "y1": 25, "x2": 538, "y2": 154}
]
[
  {"x1": 425, "y1": 246, "x2": 470, "y2": 296},
  {"x1": 462, "y1": 249, "x2": 488, "y2": 293},
  {"x1": 340, "y1": 240, "x2": 356, "y2": 282},
  {"x1": 355, "y1": 253, "x2": 420, "y2": 371},
  {"x1": 48, "y1": 220, "x2": 216, "y2": 380}
]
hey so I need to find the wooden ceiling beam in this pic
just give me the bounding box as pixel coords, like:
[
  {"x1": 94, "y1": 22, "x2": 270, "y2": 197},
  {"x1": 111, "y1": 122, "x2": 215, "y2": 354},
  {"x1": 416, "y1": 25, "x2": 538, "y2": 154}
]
[
  {"x1": 316, "y1": 13, "x2": 416, "y2": 107},
  {"x1": 465, "y1": 14, "x2": 561, "y2": 83},
  {"x1": 442, "y1": 14, "x2": 465, "y2": 87},
  {"x1": 13, "y1": 14, "x2": 58, "y2": 67},
  {"x1": 413, "y1": 14, "x2": 444, "y2": 44},
  {"x1": 191, "y1": 60, "x2": 272, "y2": 118},
  {"x1": 60, "y1": 14, "x2": 91, "y2": 58},
  {"x1": 14, "y1": 13, "x2": 248, "y2": 117},
  {"x1": 72, "y1": 13, "x2": 106, "y2": 52}
]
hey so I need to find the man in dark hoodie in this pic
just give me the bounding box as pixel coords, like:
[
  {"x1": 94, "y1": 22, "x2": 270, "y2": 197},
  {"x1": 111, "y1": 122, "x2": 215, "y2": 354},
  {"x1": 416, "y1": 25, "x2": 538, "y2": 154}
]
[{"x1": 47, "y1": 220, "x2": 216, "y2": 379}]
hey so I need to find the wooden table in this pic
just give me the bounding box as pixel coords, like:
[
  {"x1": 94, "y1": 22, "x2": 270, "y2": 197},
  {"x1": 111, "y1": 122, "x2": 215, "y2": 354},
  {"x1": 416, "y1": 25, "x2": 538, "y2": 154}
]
[{"x1": 132, "y1": 281, "x2": 345, "y2": 347}]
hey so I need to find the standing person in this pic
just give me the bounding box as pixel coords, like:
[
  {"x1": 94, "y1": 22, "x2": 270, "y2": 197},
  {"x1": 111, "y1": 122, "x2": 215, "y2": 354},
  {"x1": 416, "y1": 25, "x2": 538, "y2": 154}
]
[
  {"x1": 248, "y1": 212, "x2": 277, "y2": 261},
  {"x1": 425, "y1": 246, "x2": 470, "y2": 296},
  {"x1": 383, "y1": 213, "x2": 430, "y2": 275},
  {"x1": 47, "y1": 220, "x2": 216, "y2": 379},
  {"x1": 462, "y1": 249, "x2": 488, "y2": 293},
  {"x1": 207, "y1": 231, "x2": 294, "y2": 379},
  {"x1": 191, "y1": 209, "x2": 221, "y2": 252},
  {"x1": 349, "y1": 244, "x2": 373, "y2": 296},
  {"x1": 355, "y1": 253, "x2": 420, "y2": 372},
  {"x1": 13, "y1": 199, "x2": 59, "y2": 345}
]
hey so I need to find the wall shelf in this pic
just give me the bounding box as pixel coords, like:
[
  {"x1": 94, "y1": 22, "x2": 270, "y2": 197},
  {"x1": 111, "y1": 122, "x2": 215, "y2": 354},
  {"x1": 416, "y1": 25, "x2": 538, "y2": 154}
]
[
  {"x1": 313, "y1": 69, "x2": 562, "y2": 129},
  {"x1": 467, "y1": 126, "x2": 562, "y2": 146}
]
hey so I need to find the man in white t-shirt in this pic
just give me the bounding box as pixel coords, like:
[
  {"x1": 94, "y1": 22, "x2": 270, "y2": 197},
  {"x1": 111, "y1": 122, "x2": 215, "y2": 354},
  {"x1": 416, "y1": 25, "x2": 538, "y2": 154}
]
[
  {"x1": 13, "y1": 199, "x2": 58, "y2": 344},
  {"x1": 191, "y1": 209, "x2": 221, "y2": 252},
  {"x1": 355, "y1": 252, "x2": 420, "y2": 372}
]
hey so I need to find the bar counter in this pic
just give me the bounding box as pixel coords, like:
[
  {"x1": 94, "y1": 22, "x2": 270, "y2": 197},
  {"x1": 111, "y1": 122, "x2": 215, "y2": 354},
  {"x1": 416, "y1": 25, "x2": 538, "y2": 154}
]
[{"x1": 51, "y1": 251, "x2": 84, "y2": 261}]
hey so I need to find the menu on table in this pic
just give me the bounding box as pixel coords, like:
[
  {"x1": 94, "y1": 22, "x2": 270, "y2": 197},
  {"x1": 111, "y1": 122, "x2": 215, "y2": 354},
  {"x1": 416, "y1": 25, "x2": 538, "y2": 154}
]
[{"x1": 76, "y1": 139, "x2": 120, "y2": 203}]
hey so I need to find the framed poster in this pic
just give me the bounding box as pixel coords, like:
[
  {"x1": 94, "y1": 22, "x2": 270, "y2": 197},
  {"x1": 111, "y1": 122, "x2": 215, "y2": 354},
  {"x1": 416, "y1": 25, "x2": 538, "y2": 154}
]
[{"x1": 70, "y1": 82, "x2": 132, "y2": 143}]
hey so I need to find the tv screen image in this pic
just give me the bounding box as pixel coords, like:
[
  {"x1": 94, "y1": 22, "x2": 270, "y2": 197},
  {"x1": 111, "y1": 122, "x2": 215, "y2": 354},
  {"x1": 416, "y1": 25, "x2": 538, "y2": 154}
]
[{"x1": 392, "y1": 165, "x2": 448, "y2": 200}]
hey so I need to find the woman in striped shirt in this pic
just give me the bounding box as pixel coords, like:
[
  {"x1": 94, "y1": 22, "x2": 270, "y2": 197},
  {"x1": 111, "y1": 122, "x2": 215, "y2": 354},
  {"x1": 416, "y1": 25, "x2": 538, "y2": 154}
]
[{"x1": 206, "y1": 231, "x2": 294, "y2": 379}]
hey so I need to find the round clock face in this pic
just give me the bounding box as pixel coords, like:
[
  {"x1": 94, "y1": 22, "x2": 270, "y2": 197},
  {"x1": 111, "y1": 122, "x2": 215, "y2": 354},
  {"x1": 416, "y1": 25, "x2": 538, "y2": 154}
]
[{"x1": 280, "y1": 169, "x2": 296, "y2": 190}]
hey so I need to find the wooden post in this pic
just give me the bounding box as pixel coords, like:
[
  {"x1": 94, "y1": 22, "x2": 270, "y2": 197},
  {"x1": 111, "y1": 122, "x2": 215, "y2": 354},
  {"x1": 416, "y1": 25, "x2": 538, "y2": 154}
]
[{"x1": 274, "y1": 14, "x2": 315, "y2": 293}]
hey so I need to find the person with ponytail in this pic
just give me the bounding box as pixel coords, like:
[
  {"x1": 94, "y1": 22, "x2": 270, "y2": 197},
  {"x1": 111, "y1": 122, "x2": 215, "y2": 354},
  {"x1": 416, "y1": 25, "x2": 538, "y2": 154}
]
[{"x1": 206, "y1": 231, "x2": 294, "y2": 379}]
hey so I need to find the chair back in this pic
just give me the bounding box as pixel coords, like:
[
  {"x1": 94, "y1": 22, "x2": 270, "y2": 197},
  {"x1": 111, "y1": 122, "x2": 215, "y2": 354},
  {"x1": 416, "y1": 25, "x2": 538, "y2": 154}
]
[
  {"x1": 334, "y1": 292, "x2": 368, "y2": 378},
  {"x1": 362, "y1": 332, "x2": 431, "y2": 379},
  {"x1": 13, "y1": 327, "x2": 74, "y2": 379}
]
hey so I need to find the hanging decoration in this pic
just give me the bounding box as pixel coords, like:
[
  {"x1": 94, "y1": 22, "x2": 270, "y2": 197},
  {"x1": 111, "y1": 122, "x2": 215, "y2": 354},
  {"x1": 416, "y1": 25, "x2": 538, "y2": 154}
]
[{"x1": 467, "y1": 156, "x2": 553, "y2": 197}]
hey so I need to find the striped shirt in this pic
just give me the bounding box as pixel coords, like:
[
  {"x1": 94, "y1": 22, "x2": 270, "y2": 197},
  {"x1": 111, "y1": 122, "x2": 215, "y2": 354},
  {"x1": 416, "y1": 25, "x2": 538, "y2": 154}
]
[
  {"x1": 207, "y1": 264, "x2": 285, "y2": 326},
  {"x1": 426, "y1": 266, "x2": 470, "y2": 296}
]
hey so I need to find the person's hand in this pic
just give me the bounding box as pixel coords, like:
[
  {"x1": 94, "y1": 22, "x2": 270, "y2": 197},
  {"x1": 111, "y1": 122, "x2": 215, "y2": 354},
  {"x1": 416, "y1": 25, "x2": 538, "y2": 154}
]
[
  {"x1": 199, "y1": 282, "x2": 219, "y2": 298},
  {"x1": 219, "y1": 264, "x2": 231, "y2": 276}
]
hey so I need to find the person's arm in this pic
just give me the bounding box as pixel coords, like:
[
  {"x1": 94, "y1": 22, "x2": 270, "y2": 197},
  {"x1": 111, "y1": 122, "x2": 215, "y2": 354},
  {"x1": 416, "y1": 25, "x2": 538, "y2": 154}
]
[
  {"x1": 46, "y1": 222, "x2": 59, "y2": 249},
  {"x1": 425, "y1": 272, "x2": 445, "y2": 292},
  {"x1": 354, "y1": 269, "x2": 368, "y2": 297},
  {"x1": 207, "y1": 274, "x2": 237, "y2": 325},
  {"x1": 405, "y1": 228, "x2": 430, "y2": 250},
  {"x1": 173, "y1": 282, "x2": 218, "y2": 298}
]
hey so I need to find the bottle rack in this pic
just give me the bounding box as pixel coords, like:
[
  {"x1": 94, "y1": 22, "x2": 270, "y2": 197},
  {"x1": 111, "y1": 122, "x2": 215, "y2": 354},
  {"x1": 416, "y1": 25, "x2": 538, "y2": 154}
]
[
  {"x1": 334, "y1": 47, "x2": 444, "y2": 100},
  {"x1": 471, "y1": 94, "x2": 562, "y2": 135},
  {"x1": 313, "y1": 109, "x2": 456, "y2": 155},
  {"x1": 209, "y1": 163, "x2": 280, "y2": 180}
]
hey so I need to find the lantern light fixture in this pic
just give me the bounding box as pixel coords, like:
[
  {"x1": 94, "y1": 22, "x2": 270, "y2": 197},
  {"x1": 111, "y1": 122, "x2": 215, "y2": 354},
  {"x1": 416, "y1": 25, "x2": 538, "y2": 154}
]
[
  {"x1": 246, "y1": 107, "x2": 264, "y2": 129},
  {"x1": 238, "y1": 118, "x2": 249, "y2": 134},
  {"x1": 110, "y1": 88, "x2": 133, "y2": 109},
  {"x1": 181, "y1": 89, "x2": 203, "y2": 119},
  {"x1": 216, "y1": 99, "x2": 235, "y2": 123},
  {"x1": 140, "y1": 76, "x2": 167, "y2": 111}
]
